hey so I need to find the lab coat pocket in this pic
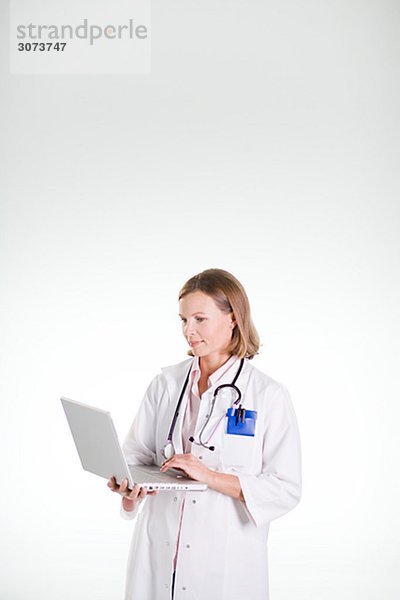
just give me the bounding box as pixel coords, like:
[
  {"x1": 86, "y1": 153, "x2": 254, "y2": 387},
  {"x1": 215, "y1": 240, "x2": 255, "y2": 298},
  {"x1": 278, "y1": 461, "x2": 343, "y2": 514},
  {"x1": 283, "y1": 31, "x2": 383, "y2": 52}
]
[{"x1": 222, "y1": 427, "x2": 256, "y2": 469}]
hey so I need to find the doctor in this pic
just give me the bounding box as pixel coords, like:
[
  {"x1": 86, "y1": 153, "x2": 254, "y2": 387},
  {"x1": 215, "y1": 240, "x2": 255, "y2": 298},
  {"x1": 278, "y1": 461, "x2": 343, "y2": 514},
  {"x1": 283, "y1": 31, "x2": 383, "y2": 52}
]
[{"x1": 108, "y1": 268, "x2": 302, "y2": 600}]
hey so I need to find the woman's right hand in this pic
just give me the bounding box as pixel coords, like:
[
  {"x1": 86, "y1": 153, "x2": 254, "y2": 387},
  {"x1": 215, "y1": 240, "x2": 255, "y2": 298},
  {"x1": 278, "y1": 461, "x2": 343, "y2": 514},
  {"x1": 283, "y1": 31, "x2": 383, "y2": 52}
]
[{"x1": 107, "y1": 477, "x2": 158, "y2": 512}]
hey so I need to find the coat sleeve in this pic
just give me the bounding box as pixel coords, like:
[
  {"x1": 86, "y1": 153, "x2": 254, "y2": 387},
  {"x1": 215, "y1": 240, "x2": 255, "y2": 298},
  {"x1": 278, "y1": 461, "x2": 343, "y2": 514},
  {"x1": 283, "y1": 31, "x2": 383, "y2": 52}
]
[
  {"x1": 237, "y1": 383, "x2": 302, "y2": 528},
  {"x1": 120, "y1": 373, "x2": 166, "y2": 520}
]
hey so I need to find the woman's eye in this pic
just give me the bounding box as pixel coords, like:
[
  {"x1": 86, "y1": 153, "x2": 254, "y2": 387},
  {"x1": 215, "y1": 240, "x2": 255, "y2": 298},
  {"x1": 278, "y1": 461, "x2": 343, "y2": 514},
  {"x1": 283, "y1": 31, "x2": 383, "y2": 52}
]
[{"x1": 179, "y1": 317, "x2": 205, "y2": 324}]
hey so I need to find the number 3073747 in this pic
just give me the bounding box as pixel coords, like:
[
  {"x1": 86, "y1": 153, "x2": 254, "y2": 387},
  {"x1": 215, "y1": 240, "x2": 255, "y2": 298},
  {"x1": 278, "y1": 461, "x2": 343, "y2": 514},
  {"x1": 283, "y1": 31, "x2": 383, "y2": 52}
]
[{"x1": 18, "y1": 42, "x2": 67, "y2": 52}]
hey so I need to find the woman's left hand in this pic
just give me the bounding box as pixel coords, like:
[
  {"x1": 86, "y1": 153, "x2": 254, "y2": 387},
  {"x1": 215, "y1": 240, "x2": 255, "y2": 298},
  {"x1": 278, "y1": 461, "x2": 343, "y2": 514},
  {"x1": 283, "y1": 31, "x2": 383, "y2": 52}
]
[{"x1": 160, "y1": 453, "x2": 212, "y2": 484}]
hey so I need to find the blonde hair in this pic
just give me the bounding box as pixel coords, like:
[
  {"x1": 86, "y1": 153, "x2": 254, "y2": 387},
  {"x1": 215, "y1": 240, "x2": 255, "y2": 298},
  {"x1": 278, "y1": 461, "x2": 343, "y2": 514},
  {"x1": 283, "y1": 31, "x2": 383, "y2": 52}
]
[{"x1": 178, "y1": 268, "x2": 260, "y2": 359}]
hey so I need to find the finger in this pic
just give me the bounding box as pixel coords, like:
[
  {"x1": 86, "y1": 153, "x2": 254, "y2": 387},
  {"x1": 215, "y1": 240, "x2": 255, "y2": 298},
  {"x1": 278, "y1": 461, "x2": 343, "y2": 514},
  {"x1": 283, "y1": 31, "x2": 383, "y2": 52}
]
[
  {"x1": 127, "y1": 483, "x2": 141, "y2": 499},
  {"x1": 162, "y1": 459, "x2": 181, "y2": 470},
  {"x1": 140, "y1": 487, "x2": 160, "y2": 497},
  {"x1": 138, "y1": 487, "x2": 147, "y2": 499},
  {"x1": 121, "y1": 479, "x2": 131, "y2": 493},
  {"x1": 108, "y1": 476, "x2": 121, "y2": 492},
  {"x1": 162, "y1": 457, "x2": 178, "y2": 467},
  {"x1": 162, "y1": 453, "x2": 184, "y2": 465},
  {"x1": 161, "y1": 464, "x2": 180, "y2": 473}
]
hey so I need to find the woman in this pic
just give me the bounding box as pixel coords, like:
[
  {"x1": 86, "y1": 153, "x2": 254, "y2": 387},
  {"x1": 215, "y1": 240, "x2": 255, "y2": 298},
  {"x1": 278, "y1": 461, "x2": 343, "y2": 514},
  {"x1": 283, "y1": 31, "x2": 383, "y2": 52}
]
[{"x1": 108, "y1": 268, "x2": 301, "y2": 600}]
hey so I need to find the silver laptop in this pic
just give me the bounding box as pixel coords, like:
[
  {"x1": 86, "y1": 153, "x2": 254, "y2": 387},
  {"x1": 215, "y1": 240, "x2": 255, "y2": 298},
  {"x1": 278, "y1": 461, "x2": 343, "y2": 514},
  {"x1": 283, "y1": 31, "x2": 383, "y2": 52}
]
[{"x1": 61, "y1": 397, "x2": 207, "y2": 492}]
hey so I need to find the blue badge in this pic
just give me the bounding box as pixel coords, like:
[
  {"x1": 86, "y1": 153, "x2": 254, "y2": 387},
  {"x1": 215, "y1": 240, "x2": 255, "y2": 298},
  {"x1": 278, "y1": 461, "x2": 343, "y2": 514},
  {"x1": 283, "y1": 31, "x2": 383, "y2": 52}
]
[{"x1": 226, "y1": 407, "x2": 257, "y2": 436}]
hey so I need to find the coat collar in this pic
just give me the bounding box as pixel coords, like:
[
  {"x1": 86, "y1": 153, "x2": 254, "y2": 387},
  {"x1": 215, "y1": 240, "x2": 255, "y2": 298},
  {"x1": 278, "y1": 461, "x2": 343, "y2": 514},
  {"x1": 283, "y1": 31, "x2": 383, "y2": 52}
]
[{"x1": 190, "y1": 354, "x2": 239, "y2": 390}]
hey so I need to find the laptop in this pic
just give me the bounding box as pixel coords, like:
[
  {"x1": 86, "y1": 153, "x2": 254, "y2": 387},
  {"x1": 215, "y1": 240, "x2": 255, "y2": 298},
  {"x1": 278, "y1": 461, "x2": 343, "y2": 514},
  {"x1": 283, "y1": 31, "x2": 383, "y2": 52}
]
[{"x1": 61, "y1": 397, "x2": 207, "y2": 492}]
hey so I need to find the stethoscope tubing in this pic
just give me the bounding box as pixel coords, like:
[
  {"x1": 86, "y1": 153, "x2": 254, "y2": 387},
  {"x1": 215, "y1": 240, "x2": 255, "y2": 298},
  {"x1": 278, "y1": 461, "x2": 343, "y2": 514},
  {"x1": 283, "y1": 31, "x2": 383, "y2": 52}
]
[
  {"x1": 164, "y1": 357, "x2": 244, "y2": 456},
  {"x1": 165, "y1": 365, "x2": 192, "y2": 445}
]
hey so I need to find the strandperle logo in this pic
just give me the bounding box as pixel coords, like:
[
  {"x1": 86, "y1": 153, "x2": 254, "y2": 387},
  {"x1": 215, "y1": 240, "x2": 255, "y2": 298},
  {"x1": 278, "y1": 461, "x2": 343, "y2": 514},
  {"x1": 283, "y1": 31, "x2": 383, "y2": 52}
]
[
  {"x1": 10, "y1": 0, "x2": 151, "y2": 75},
  {"x1": 16, "y1": 18, "x2": 148, "y2": 46}
]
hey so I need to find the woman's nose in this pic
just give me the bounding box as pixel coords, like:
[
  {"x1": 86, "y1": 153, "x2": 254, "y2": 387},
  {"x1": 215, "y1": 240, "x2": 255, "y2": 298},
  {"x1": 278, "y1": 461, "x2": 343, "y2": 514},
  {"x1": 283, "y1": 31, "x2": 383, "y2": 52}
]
[{"x1": 184, "y1": 319, "x2": 196, "y2": 336}]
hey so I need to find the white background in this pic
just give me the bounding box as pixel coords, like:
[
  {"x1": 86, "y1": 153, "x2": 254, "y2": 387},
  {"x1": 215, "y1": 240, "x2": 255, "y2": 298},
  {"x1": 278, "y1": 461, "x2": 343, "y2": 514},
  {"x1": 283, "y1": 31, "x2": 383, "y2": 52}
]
[{"x1": 1, "y1": 0, "x2": 399, "y2": 598}]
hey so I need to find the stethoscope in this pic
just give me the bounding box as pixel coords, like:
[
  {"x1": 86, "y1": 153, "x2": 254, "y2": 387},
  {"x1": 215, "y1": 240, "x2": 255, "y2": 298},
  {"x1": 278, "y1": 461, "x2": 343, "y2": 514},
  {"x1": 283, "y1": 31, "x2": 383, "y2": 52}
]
[{"x1": 162, "y1": 358, "x2": 245, "y2": 459}]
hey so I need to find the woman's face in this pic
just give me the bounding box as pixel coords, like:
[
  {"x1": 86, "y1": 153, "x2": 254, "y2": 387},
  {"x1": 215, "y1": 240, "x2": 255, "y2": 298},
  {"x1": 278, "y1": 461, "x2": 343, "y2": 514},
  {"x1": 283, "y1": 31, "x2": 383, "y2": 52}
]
[{"x1": 179, "y1": 291, "x2": 235, "y2": 360}]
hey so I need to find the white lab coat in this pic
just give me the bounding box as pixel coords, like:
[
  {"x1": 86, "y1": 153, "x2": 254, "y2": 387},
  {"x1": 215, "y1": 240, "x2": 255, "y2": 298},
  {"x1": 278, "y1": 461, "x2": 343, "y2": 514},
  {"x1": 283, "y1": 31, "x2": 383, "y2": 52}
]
[{"x1": 121, "y1": 357, "x2": 301, "y2": 600}]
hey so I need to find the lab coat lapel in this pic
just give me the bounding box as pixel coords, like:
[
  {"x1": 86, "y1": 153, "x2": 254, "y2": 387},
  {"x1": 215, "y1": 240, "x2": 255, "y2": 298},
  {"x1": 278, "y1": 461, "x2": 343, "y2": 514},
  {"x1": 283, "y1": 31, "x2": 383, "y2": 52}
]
[
  {"x1": 161, "y1": 358, "x2": 193, "y2": 456},
  {"x1": 171, "y1": 396, "x2": 187, "y2": 455}
]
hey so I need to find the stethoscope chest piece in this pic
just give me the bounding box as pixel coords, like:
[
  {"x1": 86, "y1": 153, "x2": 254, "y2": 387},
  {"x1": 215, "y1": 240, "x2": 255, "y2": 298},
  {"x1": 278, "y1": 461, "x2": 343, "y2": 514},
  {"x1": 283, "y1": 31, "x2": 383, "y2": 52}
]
[{"x1": 162, "y1": 442, "x2": 175, "y2": 460}]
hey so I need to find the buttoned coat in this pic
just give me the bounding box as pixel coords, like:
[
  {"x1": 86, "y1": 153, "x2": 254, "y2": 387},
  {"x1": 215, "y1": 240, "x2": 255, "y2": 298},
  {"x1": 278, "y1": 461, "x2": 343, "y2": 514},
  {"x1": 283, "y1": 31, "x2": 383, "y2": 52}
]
[{"x1": 121, "y1": 357, "x2": 301, "y2": 600}]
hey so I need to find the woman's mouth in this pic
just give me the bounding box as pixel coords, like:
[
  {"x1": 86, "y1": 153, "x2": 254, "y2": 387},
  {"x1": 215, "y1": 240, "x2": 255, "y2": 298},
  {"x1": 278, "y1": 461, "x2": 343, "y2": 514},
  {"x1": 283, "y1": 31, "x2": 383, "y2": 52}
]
[{"x1": 188, "y1": 340, "x2": 203, "y2": 348}]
